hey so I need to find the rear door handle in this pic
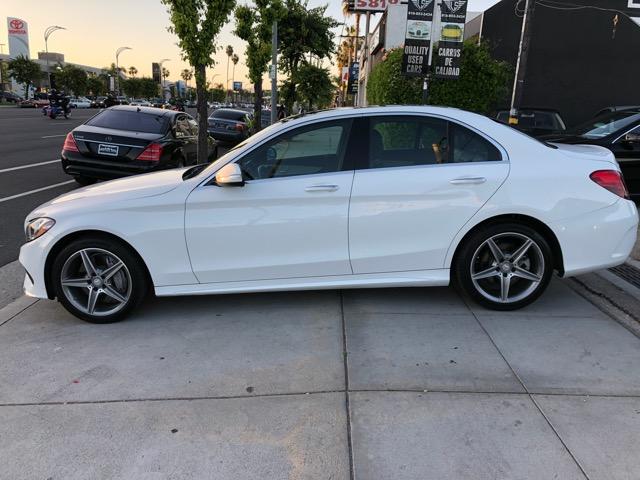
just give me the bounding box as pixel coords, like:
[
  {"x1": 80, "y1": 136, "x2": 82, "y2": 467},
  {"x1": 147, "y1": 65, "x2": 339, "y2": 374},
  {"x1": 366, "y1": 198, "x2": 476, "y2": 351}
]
[
  {"x1": 449, "y1": 176, "x2": 487, "y2": 185},
  {"x1": 305, "y1": 184, "x2": 339, "y2": 192}
]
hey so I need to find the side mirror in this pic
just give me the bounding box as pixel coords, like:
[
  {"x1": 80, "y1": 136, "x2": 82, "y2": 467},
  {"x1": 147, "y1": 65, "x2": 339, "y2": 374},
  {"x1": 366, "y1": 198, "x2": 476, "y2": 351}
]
[
  {"x1": 624, "y1": 132, "x2": 640, "y2": 143},
  {"x1": 215, "y1": 163, "x2": 244, "y2": 187}
]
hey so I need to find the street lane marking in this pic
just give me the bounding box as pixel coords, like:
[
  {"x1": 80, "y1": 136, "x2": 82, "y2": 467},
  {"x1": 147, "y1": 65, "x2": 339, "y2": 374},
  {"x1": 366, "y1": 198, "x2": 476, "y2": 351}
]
[
  {"x1": 0, "y1": 159, "x2": 61, "y2": 174},
  {"x1": 0, "y1": 180, "x2": 75, "y2": 204},
  {"x1": 41, "y1": 134, "x2": 66, "y2": 138}
]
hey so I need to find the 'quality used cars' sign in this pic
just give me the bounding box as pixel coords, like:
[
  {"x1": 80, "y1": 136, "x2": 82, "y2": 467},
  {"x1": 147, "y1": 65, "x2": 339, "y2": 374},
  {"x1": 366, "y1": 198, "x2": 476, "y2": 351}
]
[
  {"x1": 434, "y1": 0, "x2": 468, "y2": 79},
  {"x1": 402, "y1": 0, "x2": 435, "y2": 77}
]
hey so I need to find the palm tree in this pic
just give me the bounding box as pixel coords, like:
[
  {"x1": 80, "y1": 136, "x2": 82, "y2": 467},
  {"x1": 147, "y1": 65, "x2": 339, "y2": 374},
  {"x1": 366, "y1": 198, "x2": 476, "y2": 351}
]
[
  {"x1": 161, "y1": 67, "x2": 170, "y2": 82},
  {"x1": 231, "y1": 54, "x2": 239, "y2": 88},
  {"x1": 341, "y1": 1, "x2": 361, "y2": 65},
  {"x1": 128, "y1": 66, "x2": 138, "y2": 78},
  {"x1": 181, "y1": 68, "x2": 193, "y2": 98},
  {"x1": 225, "y1": 45, "x2": 233, "y2": 94}
]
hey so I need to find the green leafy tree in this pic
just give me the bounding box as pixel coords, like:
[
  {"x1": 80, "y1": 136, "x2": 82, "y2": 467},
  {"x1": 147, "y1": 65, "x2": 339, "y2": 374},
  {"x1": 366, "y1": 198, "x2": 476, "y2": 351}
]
[
  {"x1": 139, "y1": 77, "x2": 159, "y2": 98},
  {"x1": 122, "y1": 77, "x2": 143, "y2": 98},
  {"x1": 277, "y1": 0, "x2": 338, "y2": 111},
  {"x1": 7, "y1": 55, "x2": 41, "y2": 99},
  {"x1": 53, "y1": 63, "x2": 88, "y2": 95},
  {"x1": 295, "y1": 63, "x2": 333, "y2": 110},
  {"x1": 234, "y1": 0, "x2": 285, "y2": 130},
  {"x1": 86, "y1": 76, "x2": 106, "y2": 96},
  {"x1": 209, "y1": 86, "x2": 226, "y2": 102},
  {"x1": 367, "y1": 43, "x2": 512, "y2": 114},
  {"x1": 162, "y1": 0, "x2": 235, "y2": 162}
]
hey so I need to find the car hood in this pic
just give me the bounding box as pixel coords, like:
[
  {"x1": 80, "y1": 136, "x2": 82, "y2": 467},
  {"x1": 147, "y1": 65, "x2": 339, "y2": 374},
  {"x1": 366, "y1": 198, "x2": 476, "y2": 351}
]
[{"x1": 37, "y1": 169, "x2": 185, "y2": 213}]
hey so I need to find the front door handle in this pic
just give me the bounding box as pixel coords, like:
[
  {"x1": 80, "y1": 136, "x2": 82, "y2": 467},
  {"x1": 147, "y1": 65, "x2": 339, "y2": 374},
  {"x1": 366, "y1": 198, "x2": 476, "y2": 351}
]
[
  {"x1": 449, "y1": 176, "x2": 487, "y2": 185},
  {"x1": 305, "y1": 184, "x2": 339, "y2": 192}
]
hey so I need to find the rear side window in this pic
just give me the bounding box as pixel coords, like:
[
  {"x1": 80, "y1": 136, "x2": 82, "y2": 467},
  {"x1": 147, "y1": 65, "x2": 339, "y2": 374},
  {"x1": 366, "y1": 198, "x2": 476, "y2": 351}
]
[
  {"x1": 211, "y1": 110, "x2": 248, "y2": 121},
  {"x1": 86, "y1": 110, "x2": 169, "y2": 134},
  {"x1": 450, "y1": 124, "x2": 502, "y2": 163}
]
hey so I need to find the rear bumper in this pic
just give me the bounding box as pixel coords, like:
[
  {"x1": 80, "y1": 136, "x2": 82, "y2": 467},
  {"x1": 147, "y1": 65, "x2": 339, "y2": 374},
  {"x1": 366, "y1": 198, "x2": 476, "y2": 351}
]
[
  {"x1": 62, "y1": 152, "x2": 166, "y2": 180},
  {"x1": 207, "y1": 129, "x2": 246, "y2": 143},
  {"x1": 552, "y1": 199, "x2": 639, "y2": 277}
]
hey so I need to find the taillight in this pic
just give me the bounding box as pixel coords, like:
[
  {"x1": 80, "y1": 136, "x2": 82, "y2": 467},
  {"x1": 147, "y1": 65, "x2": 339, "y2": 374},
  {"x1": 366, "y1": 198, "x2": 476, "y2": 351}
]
[
  {"x1": 590, "y1": 170, "x2": 630, "y2": 199},
  {"x1": 235, "y1": 123, "x2": 245, "y2": 132},
  {"x1": 137, "y1": 143, "x2": 163, "y2": 162},
  {"x1": 62, "y1": 132, "x2": 79, "y2": 152}
]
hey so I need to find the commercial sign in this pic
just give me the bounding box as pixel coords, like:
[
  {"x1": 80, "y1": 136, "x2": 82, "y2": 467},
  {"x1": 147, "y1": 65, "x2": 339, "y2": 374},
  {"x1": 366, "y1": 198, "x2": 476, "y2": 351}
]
[
  {"x1": 629, "y1": 0, "x2": 640, "y2": 26},
  {"x1": 401, "y1": 0, "x2": 435, "y2": 77},
  {"x1": 347, "y1": 62, "x2": 360, "y2": 94},
  {"x1": 7, "y1": 17, "x2": 30, "y2": 59},
  {"x1": 434, "y1": 0, "x2": 468, "y2": 79},
  {"x1": 152, "y1": 63, "x2": 161, "y2": 83},
  {"x1": 347, "y1": 0, "x2": 400, "y2": 13},
  {"x1": 233, "y1": 81, "x2": 242, "y2": 91}
]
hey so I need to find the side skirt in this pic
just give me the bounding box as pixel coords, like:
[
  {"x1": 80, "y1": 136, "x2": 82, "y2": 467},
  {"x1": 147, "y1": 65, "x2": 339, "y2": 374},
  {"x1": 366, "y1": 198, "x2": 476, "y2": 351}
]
[{"x1": 154, "y1": 269, "x2": 451, "y2": 297}]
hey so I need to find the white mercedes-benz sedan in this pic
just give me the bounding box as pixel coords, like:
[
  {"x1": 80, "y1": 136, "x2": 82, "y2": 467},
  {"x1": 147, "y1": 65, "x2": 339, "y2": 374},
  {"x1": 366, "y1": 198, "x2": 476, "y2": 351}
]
[{"x1": 20, "y1": 106, "x2": 638, "y2": 323}]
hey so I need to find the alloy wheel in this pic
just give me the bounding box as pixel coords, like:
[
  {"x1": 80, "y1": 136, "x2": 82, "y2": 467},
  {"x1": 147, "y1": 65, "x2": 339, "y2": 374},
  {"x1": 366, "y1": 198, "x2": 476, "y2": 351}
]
[
  {"x1": 60, "y1": 248, "x2": 132, "y2": 317},
  {"x1": 470, "y1": 232, "x2": 545, "y2": 304}
]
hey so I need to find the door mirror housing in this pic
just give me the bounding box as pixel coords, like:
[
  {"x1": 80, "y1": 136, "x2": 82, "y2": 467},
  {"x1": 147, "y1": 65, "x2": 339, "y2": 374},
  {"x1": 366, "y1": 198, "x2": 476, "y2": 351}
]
[
  {"x1": 215, "y1": 163, "x2": 244, "y2": 187},
  {"x1": 623, "y1": 132, "x2": 640, "y2": 144}
]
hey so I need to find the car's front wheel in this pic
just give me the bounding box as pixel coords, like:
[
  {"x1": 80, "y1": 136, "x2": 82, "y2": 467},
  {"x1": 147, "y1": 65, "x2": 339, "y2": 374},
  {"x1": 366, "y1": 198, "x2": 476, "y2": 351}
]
[
  {"x1": 52, "y1": 237, "x2": 148, "y2": 323},
  {"x1": 454, "y1": 223, "x2": 554, "y2": 310}
]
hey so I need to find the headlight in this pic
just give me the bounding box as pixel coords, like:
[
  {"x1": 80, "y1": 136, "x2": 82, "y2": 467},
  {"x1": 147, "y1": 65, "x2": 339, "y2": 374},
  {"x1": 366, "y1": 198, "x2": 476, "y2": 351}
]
[{"x1": 25, "y1": 217, "x2": 55, "y2": 242}]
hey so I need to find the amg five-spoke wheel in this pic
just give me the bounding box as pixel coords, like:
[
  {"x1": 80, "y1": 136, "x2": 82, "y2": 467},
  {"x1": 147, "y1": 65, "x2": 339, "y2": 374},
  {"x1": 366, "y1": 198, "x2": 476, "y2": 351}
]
[
  {"x1": 455, "y1": 223, "x2": 553, "y2": 310},
  {"x1": 52, "y1": 237, "x2": 148, "y2": 323}
]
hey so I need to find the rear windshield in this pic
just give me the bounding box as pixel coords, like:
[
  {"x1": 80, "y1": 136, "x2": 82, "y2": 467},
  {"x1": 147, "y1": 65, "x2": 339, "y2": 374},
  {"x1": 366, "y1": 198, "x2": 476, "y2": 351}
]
[
  {"x1": 210, "y1": 110, "x2": 248, "y2": 121},
  {"x1": 571, "y1": 111, "x2": 640, "y2": 139},
  {"x1": 86, "y1": 109, "x2": 169, "y2": 134}
]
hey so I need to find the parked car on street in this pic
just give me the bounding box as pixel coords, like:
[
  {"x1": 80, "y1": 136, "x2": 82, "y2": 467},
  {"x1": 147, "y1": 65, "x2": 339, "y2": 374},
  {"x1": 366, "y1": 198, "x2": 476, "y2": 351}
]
[
  {"x1": 91, "y1": 96, "x2": 107, "y2": 108},
  {"x1": 20, "y1": 106, "x2": 638, "y2": 323},
  {"x1": 207, "y1": 108, "x2": 251, "y2": 144},
  {"x1": 69, "y1": 97, "x2": 91, "y2": 109},
  {"x1": 1, "y1": 91, "x2": 23, "y2": 103},
  {"x1": 20, "y1": 94, "x2": 50, "y2": 109},
  {"x1": 495, "y1": 108, "x2": 567, "y2": 137},
  {"x1": 542, "y1": 108, "x2": 640, "y2": 201},
  {"x1": 129, "y1": 99, "x2": 152, "y2": 107},
  {"x1": 116, "y1": 96, "x2": 129, "y2": 105},
  {"x1": 593, "y1": 105, "x2": 640, "y2": 117},
  {"x1": 59, "y1": 105, "x2": 218, "y2": 186}
]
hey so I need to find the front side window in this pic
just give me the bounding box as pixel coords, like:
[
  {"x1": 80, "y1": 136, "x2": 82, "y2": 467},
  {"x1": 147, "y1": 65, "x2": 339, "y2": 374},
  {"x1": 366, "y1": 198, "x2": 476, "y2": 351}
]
[
  {"x1": 367, "y1": 116, "x2": 501, "y2": 169},
  {"x1": 237, "y1": 120, "x2": 351, "y2": 180}
]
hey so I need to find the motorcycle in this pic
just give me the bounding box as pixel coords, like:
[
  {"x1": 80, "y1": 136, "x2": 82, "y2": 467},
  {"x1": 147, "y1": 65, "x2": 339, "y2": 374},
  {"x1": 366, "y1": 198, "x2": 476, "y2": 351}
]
[{"x1": 43, "y1": 96, "x2": 71, "y2": 119}]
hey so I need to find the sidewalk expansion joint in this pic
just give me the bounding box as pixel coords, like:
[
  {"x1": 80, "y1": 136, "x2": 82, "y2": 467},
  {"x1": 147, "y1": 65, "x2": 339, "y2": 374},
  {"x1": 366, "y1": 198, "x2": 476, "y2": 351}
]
[{"x1": 340, "y1": 290, "x2": 356, "y2": 480}]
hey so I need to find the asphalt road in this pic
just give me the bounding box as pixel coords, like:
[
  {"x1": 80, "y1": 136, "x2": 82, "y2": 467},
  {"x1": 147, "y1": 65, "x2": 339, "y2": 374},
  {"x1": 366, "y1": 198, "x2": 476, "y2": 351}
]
[{"x1": 0, "y1": 105, "x2": 213, "y2": 268}]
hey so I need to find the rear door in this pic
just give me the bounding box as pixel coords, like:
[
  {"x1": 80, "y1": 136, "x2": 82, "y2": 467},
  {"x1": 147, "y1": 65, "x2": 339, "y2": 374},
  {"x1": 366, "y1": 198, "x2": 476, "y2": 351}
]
[{"x1": 349, "y1": 114, "x2": 509, "y2": 274}]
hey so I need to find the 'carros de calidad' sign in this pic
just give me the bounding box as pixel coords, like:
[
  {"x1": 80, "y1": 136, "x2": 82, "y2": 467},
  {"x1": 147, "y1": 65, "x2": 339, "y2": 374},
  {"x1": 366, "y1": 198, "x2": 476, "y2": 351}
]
[{"x1": 434, "y1": 0, "x2": 468, "y2": 79}]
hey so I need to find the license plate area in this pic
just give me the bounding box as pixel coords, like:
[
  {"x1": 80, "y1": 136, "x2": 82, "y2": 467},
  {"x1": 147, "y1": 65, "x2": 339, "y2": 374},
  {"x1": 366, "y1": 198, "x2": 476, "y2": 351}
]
[{"x1": 98, "y1": 144, "x2": 119, "y2": 156}]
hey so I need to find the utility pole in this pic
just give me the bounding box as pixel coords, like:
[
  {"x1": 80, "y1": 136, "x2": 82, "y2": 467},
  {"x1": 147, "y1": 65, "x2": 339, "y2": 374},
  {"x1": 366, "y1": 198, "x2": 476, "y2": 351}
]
[
  {"x1": 509, "y1": 0, "x2": 536, "y2": 125},
  {"x1": 270, "y1": 20, "x2": 278, "y2": 125},
  {"x1": 422, "y1": 0, "x2": 440, "y2": 104}
]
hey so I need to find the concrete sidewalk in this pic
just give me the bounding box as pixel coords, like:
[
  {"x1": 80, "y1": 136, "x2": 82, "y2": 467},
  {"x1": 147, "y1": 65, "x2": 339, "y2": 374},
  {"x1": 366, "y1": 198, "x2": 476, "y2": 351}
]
[{"x1": 1, "y1": 280, "x2": 640, "y2": 479}]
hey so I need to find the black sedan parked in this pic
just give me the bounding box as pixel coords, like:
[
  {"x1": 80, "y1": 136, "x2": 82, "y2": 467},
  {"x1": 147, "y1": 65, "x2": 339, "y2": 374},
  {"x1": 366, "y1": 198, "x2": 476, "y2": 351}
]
[
  {"x1": 543, "y1": 108, "x2": 640, "y2": 201},
  {"x1": 61, "y1": 106, "x2": 217, "y2": 185},
  {"x1": 207, "y1": 108, "x2": 251, "y2": 144}
]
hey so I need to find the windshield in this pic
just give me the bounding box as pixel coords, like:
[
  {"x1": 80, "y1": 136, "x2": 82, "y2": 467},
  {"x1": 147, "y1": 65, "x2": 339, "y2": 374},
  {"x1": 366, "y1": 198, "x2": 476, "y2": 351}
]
[
  {"x1": 571, "y1": 111, "x2": 640, "y2": 139},
  {"x1": 85, "y1": 109, "x2": 169, "y2": 134}
]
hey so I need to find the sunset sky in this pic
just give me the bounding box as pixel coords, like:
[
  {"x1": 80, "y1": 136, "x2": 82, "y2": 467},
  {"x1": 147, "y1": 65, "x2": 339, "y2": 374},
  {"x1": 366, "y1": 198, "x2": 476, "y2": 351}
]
[{"x1": 2, "y1": 0, "x2": 500, "y2": 89}]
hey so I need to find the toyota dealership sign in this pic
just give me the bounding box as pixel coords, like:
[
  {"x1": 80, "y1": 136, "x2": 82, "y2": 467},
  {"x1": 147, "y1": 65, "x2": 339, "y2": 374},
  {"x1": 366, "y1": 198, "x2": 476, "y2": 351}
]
[{"x1": 7, "y1": 17, "x2": 30, "y2": 59}]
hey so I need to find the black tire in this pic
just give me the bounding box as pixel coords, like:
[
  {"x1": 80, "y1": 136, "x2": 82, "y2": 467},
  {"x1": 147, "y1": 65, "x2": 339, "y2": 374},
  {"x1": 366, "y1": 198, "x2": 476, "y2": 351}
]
[
  {"x1": 74, "y1": 176, "x2": 96, "y2": 186},
  {"x1": 51, "y1": 236, "x2": 148, "y2": 323},
  {"x1": 453, "y1": 223, "x2": 554, "y2": 311}
]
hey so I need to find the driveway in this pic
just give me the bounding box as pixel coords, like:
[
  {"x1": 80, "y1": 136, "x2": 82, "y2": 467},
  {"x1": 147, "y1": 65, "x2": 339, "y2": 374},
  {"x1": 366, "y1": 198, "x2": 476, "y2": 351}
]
[{"x1": 1, "y1": 280, "x2": 640, "y2": 479}]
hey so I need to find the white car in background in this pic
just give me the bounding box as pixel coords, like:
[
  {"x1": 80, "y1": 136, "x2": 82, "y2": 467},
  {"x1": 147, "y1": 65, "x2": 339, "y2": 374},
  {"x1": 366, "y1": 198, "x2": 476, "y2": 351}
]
[
  {"x1": 129, "y1": 99, "x2": 152, "y2": 107},
  {"x1": 19, "y1": 106, "x2": 638, "y2": 323},
  {"x1": 69, "y1": 97, "x2": 91, "y2": 109}
]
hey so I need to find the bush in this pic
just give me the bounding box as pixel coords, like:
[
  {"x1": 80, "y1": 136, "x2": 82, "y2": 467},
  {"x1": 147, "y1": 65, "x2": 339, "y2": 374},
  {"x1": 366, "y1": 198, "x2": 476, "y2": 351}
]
[{"x1": 367, "y1": 42, "x2": 513, "y2": 115}]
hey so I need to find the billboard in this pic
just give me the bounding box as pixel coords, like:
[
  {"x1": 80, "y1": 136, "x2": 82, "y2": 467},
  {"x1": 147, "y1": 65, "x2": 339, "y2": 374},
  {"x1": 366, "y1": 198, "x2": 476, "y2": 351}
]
[
  {"x1": 434, "y1": 0, "x2": 468, "y2": 79},
  {"x1": 347, "y1": 62, "x2": 360, "y2": 94},
  {"x1": 233, "y1": 81, "x2": 242, "y2": 91},
  {"x1": 401, "y1": 0, "x2": 435, "y2": 77},
  {"x1": 7, "y1": 17, "x2": 30, "y2": 58},
  {"x1": 152, "y1": 63, "x2": 161, "y2": 83}
]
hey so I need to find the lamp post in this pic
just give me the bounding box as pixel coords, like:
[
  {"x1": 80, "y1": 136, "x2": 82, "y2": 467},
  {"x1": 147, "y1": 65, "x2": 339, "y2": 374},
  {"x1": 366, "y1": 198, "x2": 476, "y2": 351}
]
[
  {"x1": 158, "y1": 58, "x2": 170, "y2": 98},
  {"x1": 44, "y1": 25, "x2": 66, "y2": 90},
  {"x1": 115, "y1": 46, "x2": 132, "y2": 96}
]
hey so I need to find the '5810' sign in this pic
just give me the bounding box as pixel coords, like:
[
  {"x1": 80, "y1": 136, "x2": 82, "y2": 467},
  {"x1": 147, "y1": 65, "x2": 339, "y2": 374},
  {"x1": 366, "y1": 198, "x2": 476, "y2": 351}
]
[{"x1": 350, "y1": 0, "x2": 399, "y2": 12}]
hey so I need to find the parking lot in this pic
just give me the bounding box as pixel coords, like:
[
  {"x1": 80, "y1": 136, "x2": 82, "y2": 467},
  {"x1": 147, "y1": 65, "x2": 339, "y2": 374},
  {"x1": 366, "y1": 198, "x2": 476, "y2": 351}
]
[{"x1": 2, "y1": 278, "x2": 640, "y2": 479}]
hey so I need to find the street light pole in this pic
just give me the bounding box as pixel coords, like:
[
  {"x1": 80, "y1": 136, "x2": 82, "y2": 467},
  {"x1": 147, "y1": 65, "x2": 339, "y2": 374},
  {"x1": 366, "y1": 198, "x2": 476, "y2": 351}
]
[
  {"x1": 115, "y1": 46, "x2": 132, "y2": 96},
  {"x1": 44, "y1": 25, "x2": 66, "y2": 90},
  {"x1": 509, "y1": 0, "x2": 536, "y2": 126}
]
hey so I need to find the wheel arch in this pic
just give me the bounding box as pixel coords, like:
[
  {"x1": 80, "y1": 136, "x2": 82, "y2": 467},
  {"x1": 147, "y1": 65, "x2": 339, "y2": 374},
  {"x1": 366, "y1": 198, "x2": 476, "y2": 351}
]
[
  {"x1": 44, "y1": 230, "x2": 153, "y2": 299},
  {"x1": 449, "y1": 214, "x2": 565, "y2": 276}
]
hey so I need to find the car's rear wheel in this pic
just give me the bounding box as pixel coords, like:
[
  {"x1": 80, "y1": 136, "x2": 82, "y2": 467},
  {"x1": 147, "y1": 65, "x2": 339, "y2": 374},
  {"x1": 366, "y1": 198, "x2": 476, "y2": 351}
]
[
  {"x1": 74, "y1": 176, "x2": 96, "y2": 186},
  {"x1": 454, "y1": 223, "x2": 554, "y2": 310},
  {"x1": 52, "y1": 237, "x2": 148, "y2": 323}
]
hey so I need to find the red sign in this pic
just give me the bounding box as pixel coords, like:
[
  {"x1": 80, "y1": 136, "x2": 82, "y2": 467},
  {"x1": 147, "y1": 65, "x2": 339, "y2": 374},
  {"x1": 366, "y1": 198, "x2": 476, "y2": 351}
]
[
  {"x1": 10, "y1": 19, "x2": 24, "y2": 29},
  {"x1": 352, "y1": 0, "x2": 399, "y2": 12}
]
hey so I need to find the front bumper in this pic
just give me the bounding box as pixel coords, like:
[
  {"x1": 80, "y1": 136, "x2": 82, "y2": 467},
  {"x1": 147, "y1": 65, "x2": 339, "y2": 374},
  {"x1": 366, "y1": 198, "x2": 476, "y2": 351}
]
[
  {"x1": 19, "y1": 236, "x2": 52, "y2": 299},
  {"x1": 552, "y1": 199, "x2": 639, "y2": 277}
]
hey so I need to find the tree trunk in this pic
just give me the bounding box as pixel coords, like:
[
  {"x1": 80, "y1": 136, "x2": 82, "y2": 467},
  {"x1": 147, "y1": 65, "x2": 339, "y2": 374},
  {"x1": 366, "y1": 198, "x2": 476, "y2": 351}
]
[
  {"x1": 195, "y1": 63, "x2": 208, "y2": 164},
  {"x1": 254, "y1": 81, "x2": 262, "y2": 132}
]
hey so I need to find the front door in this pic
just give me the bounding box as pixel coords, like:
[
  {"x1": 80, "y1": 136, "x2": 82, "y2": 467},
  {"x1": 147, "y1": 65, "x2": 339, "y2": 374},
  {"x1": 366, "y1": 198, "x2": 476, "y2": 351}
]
[
  {"x1": 185, "y1": 118, "x2": 355, "y2": 283},
  {"x1": 349, "y1": 115, "x2": 510, "y2": 274},
  {"x1": 610, "y1": 125, "x2": 640, "y2": 199}
]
